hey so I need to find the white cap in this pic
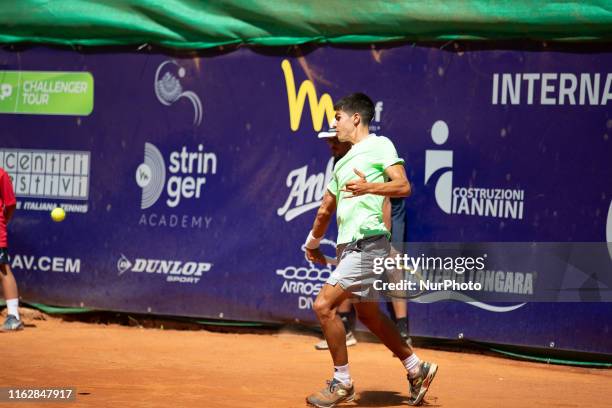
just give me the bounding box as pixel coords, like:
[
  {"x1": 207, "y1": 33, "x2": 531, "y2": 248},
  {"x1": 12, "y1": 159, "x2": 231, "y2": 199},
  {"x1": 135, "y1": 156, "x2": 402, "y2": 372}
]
[{"x1": 317, "y1": 119, "x2": 338, "y2": 139}]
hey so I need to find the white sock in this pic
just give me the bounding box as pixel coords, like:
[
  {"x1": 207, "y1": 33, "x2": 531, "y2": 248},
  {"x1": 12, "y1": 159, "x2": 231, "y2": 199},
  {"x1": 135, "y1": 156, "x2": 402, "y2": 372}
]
[
  {"x1": 402, "y1": 353, "x2": 421, "y2": 378},
  {"x1": 333, "y1": 364, "x2": 351, "y2": 386},
  {"x1": 6, "y1": 298, "x2": 19, "y2": 320}
]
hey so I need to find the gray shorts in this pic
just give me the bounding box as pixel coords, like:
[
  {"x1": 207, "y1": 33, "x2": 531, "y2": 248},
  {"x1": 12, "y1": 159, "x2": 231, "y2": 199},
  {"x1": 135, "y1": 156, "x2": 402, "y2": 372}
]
[{"x1": 326, "y1": 234, "x2": 390, "y2": 299}]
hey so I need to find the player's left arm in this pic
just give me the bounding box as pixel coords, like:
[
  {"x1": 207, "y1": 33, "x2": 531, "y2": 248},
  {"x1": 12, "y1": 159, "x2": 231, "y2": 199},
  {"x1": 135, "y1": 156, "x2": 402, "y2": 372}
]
[
  {"x1": 343, "y1": 164, "x2": 411, "y2": 198},
  {"x1": 383, "y1": 197, "x2": 391, "y2": 230},
  {"x1": 0, "y1": 173, "x2": 16, "y2": 223},
  {"x1": 4, "y1": 205, "x2": 15, "y2": 223}
]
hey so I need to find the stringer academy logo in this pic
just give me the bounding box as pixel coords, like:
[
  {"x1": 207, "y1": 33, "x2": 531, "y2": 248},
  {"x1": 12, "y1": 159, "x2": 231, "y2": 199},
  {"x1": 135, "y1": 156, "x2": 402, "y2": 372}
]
[{"x1": 134, "y1": 142, "x2": 217, "y2": 230}]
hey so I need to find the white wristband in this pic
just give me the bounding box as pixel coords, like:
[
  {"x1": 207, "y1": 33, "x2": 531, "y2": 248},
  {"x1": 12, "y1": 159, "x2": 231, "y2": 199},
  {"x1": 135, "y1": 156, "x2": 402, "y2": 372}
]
[{"x1": 304, "y1": 230, "x2": 322, "y2": 249}]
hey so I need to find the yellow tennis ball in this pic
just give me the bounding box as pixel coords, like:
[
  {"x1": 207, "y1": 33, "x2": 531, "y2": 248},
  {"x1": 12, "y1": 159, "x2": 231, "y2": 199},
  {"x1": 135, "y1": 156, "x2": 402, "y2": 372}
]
[{"x1": 51, "y1": 207, "x2": 66, "y2": 222}]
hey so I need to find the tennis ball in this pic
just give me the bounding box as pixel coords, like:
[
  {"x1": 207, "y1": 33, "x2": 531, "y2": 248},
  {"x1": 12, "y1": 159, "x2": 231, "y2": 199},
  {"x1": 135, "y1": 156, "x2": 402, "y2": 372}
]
[{"x1": 51, "y1": 207, "x2": 66, "y2": 222}]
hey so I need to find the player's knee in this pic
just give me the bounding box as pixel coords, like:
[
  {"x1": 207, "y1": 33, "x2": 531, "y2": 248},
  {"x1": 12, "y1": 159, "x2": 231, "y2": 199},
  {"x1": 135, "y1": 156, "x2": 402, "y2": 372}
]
[
  {"x1": 0, "y1": 264, "x2": 8, "y2": 277},
  {"x1": 313, "y1": 298, "x2": 334, "y2": 321},
  {"x1": 313, "y1": 298, "x2": 327, "y2": 315}
]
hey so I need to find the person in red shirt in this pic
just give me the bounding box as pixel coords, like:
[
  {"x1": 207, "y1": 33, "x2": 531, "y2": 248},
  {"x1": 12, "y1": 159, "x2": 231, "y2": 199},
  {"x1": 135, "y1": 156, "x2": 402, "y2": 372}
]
[{"x1": 0, "y1": 167, "x2": 23, "y2": 331}]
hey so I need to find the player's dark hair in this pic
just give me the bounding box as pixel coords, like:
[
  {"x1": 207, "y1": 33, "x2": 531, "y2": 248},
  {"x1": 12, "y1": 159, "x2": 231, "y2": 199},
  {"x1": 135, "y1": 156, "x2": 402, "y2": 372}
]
[{"x1": 334, "y1": 93, "x2": 375, "y2": 125}]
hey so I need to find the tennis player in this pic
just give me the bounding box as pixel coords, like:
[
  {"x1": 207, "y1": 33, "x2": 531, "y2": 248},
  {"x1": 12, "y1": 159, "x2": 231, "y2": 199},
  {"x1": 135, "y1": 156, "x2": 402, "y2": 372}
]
[{"x1": 304, "y1": 93, "x2": 437, "y2": 407}]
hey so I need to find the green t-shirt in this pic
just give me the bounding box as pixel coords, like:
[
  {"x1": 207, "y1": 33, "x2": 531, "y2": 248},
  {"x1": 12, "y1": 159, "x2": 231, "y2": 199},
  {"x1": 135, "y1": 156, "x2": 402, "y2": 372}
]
[{"x1": 327, "y1": 134, "x2": 405, "y2": 244}]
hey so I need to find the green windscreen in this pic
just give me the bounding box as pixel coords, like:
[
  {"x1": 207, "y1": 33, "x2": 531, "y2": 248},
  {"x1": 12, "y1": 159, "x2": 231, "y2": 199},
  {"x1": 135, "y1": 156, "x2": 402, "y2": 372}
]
[{"x1": 0, "y1": 0, "x2": 610, "y2": 49}]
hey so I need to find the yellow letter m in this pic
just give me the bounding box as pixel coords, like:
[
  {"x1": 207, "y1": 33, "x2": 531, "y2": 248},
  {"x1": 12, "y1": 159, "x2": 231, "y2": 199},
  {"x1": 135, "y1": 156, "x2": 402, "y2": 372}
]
[{"x1": 281, "y1": 59, "x2": 335, "y2": 132}]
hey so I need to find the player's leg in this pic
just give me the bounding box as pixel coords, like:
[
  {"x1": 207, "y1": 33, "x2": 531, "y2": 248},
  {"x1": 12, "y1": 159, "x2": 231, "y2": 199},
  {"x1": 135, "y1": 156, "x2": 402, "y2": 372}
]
[
  {"x1": 384, "y1": 249, "x2": 410, "y2": 340},
  {"x1": 354, "y1": 300, "x2": 437, "y2": 406},
  {"x1": 391, "y1": 299, "x2": 411, "y2": 345},
  {"x1": 307, "y1": 283, "x2": 355, "y2": 407},
  {"x1": 0, "y1": 249, "x2": 23, "y2": 331},
  {"x1": 354, "y1": 300, "x2": 410, "y2": 358},
  {"x1": 389, "y1": 199, "x2": 411, "y2": 343},
  {"x1": 313, "y1": 283, "x2": 352, "y2": 366},
  {"x1": 338, "y1": 299, "x2": 357, "y2": 345},
  {"x1": 314, "y1": 298, "x2": 356, "y2": 350}
]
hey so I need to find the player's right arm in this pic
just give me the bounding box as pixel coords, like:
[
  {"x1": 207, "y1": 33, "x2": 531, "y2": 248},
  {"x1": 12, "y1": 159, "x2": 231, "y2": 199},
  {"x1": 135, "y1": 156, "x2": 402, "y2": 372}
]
[
  {"x1": 312, "y1": 189, "x2": 336, "y2": 238},
  {"x1": 305, "y1": 190, "x2": 336, "y2": 264}
]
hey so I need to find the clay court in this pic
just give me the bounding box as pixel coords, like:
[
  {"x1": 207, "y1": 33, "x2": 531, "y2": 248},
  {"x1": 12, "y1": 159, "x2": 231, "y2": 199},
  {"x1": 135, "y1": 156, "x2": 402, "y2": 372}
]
[{"x1": 1, "y1": 309, "x2": 611, "y2": 408}]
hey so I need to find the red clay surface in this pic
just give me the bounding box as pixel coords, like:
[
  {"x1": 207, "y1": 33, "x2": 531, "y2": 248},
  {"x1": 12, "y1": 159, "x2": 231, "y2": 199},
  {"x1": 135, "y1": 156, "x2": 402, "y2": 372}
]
[{"x1": 1, "y1": 309, "x2": 611, "y2": 408}]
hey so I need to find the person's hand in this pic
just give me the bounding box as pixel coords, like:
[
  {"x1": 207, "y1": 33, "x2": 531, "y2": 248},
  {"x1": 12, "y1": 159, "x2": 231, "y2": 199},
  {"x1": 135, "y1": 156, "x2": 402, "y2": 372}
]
[
  {"x1": 305, "y1": 247, "x2": 328, "y2": 265},
  {"x1": 342, "y1": 168, "x2": 369, "y2": 197}
]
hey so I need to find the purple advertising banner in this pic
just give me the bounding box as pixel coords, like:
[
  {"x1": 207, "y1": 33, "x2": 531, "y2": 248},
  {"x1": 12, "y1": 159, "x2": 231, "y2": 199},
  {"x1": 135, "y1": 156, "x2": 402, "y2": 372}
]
[{"x1": 0, "y1": 44, "x2": 610, "y2": 355}]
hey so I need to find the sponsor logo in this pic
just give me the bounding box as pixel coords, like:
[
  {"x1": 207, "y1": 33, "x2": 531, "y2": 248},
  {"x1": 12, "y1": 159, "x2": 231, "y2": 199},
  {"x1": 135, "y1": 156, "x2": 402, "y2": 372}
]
[
  {"x1": 424, "y1": 120, "x2": 525, "y2": 219},
  {"x1": 276, "y1": 239, "x2": 335, "y2": 309},
  {"x1": 0, "y1": 83, "x2": 12, "y2": 100},
  {"x1": 155, "y1": 60, "x2": 202, "y2": 126},
  {"x1": 136, "y1": 142, "x2": 217, "y2": 209},
  {"x1": 281, "y1": 59, "x2": 383, "y2": 133},
  {"x1": 135, "y1": 142, "x2": 216, "y2": 229},
  {"x1": 136, "y1": 143, "x2": 166, "y2": 209},
  {"x1": 0, "y1": 148, "x2": 90, "y2": 214},
  {"x1": 370, "y1": 101, "x2": 384, "y2": 133},
  {"x1": 492, "y1": 73, "x2": 612, "y2": 106},
  {"x1": 278, "y1": 158, "x2": 334, "y2": 221},
  {"x1": 281, "y1": 59, "x2": 334, "y2": 132},
  {"x1": 0, "y1": 71, "x2": 93, "y2": 115},
  {"x1": 10, "y1": 254, "x2": 81, "y2": 273},
  {"x1": 117, "y1": 254, "x2": 211, "y2": 284}
]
